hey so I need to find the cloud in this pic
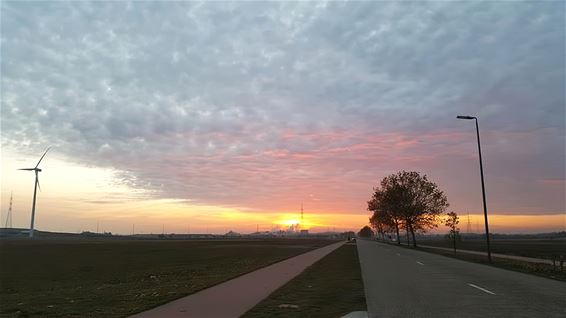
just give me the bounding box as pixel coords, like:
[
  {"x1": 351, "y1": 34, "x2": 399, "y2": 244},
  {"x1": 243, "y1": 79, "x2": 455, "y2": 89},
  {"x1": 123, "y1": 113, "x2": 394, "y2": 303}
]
[{"x1": 1, "y1": 1, "x2": 564, "y2": 214}]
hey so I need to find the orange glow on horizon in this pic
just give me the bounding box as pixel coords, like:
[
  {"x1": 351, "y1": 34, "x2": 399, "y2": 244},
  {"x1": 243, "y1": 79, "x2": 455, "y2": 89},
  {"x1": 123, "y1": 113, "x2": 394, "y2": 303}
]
[
  {"x1": 278, "y1": 219, "x2": 300, "y2": 226},
  {"x1": 2, "y1": 148, "x2": 563, "y2": 235}
]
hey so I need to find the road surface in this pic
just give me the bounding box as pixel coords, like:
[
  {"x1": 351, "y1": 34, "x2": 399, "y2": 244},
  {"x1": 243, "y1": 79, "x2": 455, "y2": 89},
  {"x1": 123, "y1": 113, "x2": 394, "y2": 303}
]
[
  {"x1": 357, "y1": 239, "x2": 565, "y2": 318},
  {"x1": 131, "y1": 241, "x2": 344, "y2": 318}
]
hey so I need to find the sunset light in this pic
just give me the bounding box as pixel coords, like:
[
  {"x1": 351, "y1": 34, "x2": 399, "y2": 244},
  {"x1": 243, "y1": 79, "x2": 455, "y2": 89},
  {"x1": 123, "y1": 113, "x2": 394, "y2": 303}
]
[{"x1": 1, "y1": 2, "x2": 564, "y2": 317}]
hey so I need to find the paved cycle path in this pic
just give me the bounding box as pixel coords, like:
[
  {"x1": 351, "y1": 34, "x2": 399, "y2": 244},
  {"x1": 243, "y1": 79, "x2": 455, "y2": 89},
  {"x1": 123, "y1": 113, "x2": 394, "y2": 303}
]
[{"x1": 131, "y1": 241, "x2": 344, "y2": 318}]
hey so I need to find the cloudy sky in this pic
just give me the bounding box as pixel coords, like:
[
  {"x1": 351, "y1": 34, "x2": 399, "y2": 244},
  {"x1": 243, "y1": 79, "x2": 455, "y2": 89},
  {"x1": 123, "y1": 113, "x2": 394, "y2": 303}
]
[{"x1": 1, "y1": 1, "x2": 564, "y2": 234}]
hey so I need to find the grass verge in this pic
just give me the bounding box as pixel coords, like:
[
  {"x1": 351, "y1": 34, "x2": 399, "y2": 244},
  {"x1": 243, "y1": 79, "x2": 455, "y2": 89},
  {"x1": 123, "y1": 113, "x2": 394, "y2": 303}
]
[
  {"x1": 417, "y1": 246, "x2": 566, "y2": 282},
  {"x1": 0, "y1": 239, "x2": 333, "y2": 318},
  {"x1": 243, "y1": 243, "x2": 366, "y2": 318},
  {"x1": 418, "y1": 238, "x2": 565, "y2": 260}
]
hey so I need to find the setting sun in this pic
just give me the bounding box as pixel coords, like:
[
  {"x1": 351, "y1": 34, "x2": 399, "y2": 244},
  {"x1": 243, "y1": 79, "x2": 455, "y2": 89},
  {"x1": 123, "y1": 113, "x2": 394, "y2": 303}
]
[{"x1": 278, "y1": 219, "x2": 300, "y2": 226}]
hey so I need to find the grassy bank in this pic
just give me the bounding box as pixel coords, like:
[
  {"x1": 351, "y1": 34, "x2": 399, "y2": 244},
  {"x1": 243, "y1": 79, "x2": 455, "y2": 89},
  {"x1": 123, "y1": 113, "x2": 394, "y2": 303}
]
[
  {"x1": 0, "y1": 239, "x2": 333, "y2": 317},
  {"x1": 419, "y1": 238, "x2": 566, "y2": 260},
  {"x1": 243, "y1": 243, "x2": 366, "y2": 318},
  {"x1": 417, "y1": 245, "x2": 566, "y2": 282}
]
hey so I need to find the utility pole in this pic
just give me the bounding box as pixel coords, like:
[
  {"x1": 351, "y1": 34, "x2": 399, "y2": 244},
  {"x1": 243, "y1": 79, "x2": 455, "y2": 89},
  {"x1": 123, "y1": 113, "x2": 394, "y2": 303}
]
[
  {"x1": 300, "y1": 203, "x2": 304, "y2": 230},
  {"x1": 466, "y1": 212, "x2": 472, "y2": 234}
]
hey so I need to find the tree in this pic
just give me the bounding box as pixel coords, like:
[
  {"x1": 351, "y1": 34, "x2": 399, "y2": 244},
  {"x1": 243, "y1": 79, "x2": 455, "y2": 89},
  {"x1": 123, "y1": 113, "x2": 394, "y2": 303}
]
[
  {"x1": 445, "y1": 211, "x2": 460, "y2": 254},
  {"x1": 358, "y1": 225, "x2": 374, "y2": 238},
  {"x1": 368, "y1": 171, "x2": 449, "y2": 247},
  {"x1": 369, "y1": 209, "x2": 389, "y2": 240},
  {"x1": 368, "y1": 183, "x2": 404, "y2": 244}
]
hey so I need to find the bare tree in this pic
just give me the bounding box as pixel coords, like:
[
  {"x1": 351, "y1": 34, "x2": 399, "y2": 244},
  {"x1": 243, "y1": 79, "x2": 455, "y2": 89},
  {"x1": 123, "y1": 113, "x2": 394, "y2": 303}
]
[
  {"x1": 445, "y1": 211, "x2": 460, "y2": 254},
  {"x1": 368, "y1": 171, "x2": 449, "y2": 247},
  {"x1": 368, "y1": 185, "x2": 404, "y2": 244}
]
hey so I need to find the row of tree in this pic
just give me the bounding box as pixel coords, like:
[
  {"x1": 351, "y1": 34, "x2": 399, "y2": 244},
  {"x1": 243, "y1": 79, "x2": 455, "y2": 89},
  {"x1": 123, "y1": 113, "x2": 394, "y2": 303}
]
[
  {"x1": 367, "y1": 171, "x2": 450, "y2": 247},
  {"x1": 358, "y1": 225, "x2": 374, "y2": 238}
]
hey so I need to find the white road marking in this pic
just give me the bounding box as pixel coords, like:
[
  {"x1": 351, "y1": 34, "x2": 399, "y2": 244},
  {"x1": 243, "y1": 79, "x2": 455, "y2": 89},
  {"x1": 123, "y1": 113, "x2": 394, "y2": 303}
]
[
  {"x1": 467, "y1": 283, "x2": 496, "y2": 295},
  {"x1": 416, "y1": 261, "x2": 424, "y2": 265}
]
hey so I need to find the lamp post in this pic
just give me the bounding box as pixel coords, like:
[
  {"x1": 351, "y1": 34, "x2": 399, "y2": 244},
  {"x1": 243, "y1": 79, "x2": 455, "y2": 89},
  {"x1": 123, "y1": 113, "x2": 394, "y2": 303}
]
[{"x1": 457, "y1": 115, "x2": 492, "y2": 262}]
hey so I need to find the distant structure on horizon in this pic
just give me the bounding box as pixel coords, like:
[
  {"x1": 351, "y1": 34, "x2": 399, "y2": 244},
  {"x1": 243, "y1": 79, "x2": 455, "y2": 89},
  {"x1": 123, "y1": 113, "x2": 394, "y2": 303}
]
[
  {"x1": 466, "y1": 212, "x2": 472, "y2": 234},
  {"x1": 299, "y1": 203, "x2": 308, "y2": 235},
  {"x1": 4, "y1": 192, "x2": 13, "y2": 228},
  {"x1": 300, "y1": 202, "x2": 304, "y2": 230}
]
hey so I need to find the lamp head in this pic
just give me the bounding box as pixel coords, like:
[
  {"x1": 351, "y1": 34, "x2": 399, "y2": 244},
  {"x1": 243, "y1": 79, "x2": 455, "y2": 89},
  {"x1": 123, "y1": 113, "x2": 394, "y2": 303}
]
[{"x1": 457, "y1": 115, "x2": 476, "y2": 120}]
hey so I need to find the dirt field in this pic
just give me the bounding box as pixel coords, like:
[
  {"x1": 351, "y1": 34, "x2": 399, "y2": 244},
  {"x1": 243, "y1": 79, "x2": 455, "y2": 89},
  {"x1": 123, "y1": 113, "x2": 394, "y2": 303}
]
[{"x1": 0, "y1": 238, "x2": 334, "y2": 317}]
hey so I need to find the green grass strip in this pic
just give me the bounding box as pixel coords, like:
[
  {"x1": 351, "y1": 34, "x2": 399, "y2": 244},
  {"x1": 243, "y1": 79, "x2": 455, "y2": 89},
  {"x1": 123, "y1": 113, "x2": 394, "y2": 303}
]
[{"x1": 243, "y1": 243, "x2": 366, "y2": 318}]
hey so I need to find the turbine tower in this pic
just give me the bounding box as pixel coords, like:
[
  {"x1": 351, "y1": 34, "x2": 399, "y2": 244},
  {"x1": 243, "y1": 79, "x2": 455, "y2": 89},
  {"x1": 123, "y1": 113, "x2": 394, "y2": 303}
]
[
  {"x1": 18, "y1": 147, "x2": 50, "y2": 238},
  {"x1": 4, "y1": 192, "x2": 13, "y2": 228}
]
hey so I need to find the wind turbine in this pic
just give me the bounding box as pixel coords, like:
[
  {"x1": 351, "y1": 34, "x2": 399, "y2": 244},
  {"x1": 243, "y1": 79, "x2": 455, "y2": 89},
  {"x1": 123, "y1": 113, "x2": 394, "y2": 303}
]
[{"x1": 19, "y1": 147, "x2": 50, "y2": 238}]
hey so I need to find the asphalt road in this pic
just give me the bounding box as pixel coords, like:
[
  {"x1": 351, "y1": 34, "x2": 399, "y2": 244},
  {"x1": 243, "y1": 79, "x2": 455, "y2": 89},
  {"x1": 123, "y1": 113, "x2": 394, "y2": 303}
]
[{"x1": 357, "y1": 239, "x2": 566, "y2": 318}]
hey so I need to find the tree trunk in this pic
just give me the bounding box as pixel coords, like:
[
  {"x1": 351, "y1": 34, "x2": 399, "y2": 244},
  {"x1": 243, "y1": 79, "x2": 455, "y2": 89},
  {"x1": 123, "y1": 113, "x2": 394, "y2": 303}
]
[
  {"x1": 406, "y1": 223, "x2": 410, "y2": 247},
  {"x1": 409, "y1": 223, "x2": 417, "y2": 248},
  {"x1": 395, "y1": 224, "x2": 400, "y2": 245}
]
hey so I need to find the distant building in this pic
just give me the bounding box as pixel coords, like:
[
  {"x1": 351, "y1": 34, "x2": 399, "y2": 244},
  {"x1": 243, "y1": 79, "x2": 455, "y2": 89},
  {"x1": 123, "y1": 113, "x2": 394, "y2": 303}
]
[
  {"x1": 225, "y1": 230, "x2": 241, "y2": 237},
  {"x1": 300, "y1": 229, "x2": 309, "y2": 236}
]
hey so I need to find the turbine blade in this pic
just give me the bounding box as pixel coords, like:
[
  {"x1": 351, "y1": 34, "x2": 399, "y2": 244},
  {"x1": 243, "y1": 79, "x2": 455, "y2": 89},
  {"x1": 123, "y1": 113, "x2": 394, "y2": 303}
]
[
  {"x1": 37, "y1": 177, "x2": 41, "y2": 192},
  {"x1": 18, "y1": 168, "x2": 35, "y2": 171},
  {"x1": 35, "y1": 147, "x2": 51, "y2": 168}
]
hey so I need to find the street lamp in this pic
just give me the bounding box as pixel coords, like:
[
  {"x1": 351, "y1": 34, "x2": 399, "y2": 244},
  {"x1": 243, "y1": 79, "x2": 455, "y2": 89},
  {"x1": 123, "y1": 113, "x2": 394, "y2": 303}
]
[{"x1": 457, "y1": 115, "x2": 492, "y2": 262}]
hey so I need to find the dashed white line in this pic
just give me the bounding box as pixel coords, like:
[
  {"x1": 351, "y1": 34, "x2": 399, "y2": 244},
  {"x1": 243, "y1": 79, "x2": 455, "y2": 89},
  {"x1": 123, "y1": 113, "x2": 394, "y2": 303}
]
[
  {"x1": 416, "y1": 261, "x2": 424, "y2": 265},
  {"x1": 467, "y1": 283, "x2": 496, "y2": 295}
]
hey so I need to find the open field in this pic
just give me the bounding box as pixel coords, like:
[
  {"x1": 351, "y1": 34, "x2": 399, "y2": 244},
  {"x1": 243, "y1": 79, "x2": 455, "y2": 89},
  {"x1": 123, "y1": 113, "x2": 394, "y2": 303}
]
[
  {"x1": 0, "y1": 238, "x2": 334, "y2": 318},
  {"x1": 243, "y1": 243, "x2": 366, "y2": 318},
  {"x1": 420, "y1": 238, "x2": 566, "y2": 259}
]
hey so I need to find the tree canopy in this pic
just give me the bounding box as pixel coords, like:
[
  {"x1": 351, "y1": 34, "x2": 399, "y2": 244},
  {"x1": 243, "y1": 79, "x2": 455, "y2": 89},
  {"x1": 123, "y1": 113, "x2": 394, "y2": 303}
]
[
  {"x1": 368, "y1": 171, "x2": 449, "y2": 247},
  {"x1": 358, "y1": 225, "x2": 374, "y2": 238}
]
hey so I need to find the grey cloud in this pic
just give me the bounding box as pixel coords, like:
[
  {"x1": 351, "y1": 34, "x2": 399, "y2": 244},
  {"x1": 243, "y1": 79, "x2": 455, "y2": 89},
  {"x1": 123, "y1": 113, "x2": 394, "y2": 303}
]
[{"x1": 1, "y1": 1, "x2": 564, "y2": 213}]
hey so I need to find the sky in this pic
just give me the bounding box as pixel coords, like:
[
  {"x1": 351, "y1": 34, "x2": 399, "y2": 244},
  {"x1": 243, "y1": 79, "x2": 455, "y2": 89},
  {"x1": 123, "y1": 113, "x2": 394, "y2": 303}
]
[{"x1": 1, "y1": 1, "x2": 564, "y2": 235}]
